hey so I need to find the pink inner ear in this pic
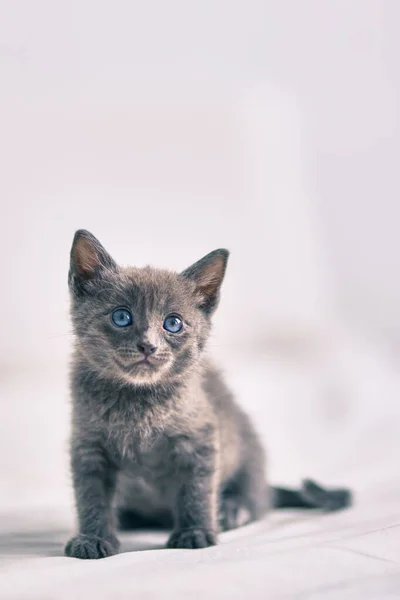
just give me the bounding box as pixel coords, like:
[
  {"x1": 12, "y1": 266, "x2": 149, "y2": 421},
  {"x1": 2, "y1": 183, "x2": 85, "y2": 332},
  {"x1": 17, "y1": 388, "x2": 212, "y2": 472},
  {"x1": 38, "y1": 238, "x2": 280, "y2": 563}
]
[
  {"x1": 196, "y1": 258, "x2": 225, "y2": 298},
  {"x1": 74, "y1": 237, "x2": 102, "y2": 277}
]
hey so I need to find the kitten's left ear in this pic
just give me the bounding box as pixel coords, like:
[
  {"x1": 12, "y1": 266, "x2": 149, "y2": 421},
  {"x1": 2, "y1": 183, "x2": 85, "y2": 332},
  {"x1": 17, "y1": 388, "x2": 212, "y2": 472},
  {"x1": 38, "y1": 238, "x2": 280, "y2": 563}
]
[{"x1": 181, "y1": 249, "x2": 229, "y2": 314}]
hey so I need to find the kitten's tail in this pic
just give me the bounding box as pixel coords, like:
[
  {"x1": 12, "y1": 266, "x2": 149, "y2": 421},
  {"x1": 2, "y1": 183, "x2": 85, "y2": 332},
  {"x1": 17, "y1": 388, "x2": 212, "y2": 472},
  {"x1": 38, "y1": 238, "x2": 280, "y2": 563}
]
[{"x1": 272, "y1": 479, "x2": 352, "y2": 511}]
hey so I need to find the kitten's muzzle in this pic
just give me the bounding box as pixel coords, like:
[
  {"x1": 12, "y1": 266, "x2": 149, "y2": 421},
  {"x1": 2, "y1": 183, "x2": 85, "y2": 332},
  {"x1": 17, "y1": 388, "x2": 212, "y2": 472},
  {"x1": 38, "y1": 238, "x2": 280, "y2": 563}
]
[{"x1": 115, "y1": 345, "x2": 165, "y2": 369}]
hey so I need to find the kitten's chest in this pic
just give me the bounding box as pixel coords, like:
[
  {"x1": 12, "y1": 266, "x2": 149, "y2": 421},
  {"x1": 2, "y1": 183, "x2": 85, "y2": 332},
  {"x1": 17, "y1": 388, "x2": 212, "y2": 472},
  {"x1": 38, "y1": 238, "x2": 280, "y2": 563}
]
[
  {"x1": 92, "y1": 391, "x2": 197, "y2": 477},
  {"x1": 96, "y1": 396, "x2": 169, "y2": 458},
  {"x1": 99, "y1": 405, "x2": 176, "y2": 471}
]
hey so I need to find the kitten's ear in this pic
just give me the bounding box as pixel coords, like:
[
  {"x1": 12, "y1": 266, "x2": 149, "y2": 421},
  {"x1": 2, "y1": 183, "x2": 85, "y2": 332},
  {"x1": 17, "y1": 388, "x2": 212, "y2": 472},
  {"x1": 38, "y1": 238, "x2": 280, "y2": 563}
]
[
  {"x1": 181, "y1": 249, "x2": 229, "y2": 313},
  {"x1": 69, "y1": 229, "x2": 117, "y2": 295}
]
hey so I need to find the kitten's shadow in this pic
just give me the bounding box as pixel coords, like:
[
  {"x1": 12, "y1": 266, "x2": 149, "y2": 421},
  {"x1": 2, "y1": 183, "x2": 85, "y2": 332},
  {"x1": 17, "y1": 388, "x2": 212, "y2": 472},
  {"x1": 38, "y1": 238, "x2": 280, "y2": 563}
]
[
  {"x1": 119, "y1": 530, "x2": 167, "y2": 553},
  {"x1": 0, "y1": 529, "x2": 167, "y2": 558}
]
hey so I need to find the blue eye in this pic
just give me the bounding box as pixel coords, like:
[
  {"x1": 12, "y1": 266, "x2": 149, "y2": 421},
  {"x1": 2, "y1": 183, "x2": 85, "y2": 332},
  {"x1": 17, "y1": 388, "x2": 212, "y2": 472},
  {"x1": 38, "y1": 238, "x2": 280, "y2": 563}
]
[
  {"x1": 112, "y1": 308, "x2": 132, "y2": 328},
  {"x1": 163, "y1": 314, "x2": 183, "y2": 333}
]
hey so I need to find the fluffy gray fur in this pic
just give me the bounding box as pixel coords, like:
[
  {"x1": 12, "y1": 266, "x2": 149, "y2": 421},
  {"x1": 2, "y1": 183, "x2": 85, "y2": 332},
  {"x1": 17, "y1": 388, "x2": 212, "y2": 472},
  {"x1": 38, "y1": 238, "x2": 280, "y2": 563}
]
[{"x1": 65, "y1": 230, "x2": 351, "y2": 559}]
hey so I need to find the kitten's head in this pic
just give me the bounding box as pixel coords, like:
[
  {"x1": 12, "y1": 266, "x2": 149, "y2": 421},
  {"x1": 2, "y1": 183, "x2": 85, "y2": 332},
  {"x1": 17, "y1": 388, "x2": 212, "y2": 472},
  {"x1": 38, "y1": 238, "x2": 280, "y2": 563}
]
[{"x1": 69, "y1": 230, "x2": 228, "y2": 386}]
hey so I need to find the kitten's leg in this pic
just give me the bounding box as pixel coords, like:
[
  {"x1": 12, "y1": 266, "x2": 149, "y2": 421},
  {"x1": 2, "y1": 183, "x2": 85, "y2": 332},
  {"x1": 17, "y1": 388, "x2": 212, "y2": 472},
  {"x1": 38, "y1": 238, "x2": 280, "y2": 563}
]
[
  {"x1": 218, "y1": 465, "x2": 269, "y2": 532},
  {"x1": 219, "y1": 493, "x2": 241, "y2": 532},
  {"x1": 65, "y1": 443, "x2": 119, "y2": 559},
  {"x1": 167, "y1": 439, "x2": 219, "y2": 549},
  {"x1": 218, "y1": 479, "x2": 243, "y2": 532},
  {"x1": 239, "y1": 460, "x2": 270, "y2": 522}
]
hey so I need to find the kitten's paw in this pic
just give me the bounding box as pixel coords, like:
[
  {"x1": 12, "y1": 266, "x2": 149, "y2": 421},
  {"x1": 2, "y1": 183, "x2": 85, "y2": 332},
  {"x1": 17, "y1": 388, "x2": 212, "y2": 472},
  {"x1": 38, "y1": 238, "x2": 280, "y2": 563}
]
[
  {"x1": 64, "y1": 533, "x2": 119, "y2": 559},
  {"x1": 167, "y1": 528, "x2": 217, "y2": 549}
]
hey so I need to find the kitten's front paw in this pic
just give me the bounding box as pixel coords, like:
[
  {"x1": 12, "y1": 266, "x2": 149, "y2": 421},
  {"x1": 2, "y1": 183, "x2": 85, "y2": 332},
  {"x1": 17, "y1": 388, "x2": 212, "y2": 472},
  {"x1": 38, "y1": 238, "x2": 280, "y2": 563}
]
[
  {"x1": 65, "y1": 533, "x2": 119, "y2": 559},
  {"x1": 167, "y1": 528, "x2": 217, "y2": 549}
]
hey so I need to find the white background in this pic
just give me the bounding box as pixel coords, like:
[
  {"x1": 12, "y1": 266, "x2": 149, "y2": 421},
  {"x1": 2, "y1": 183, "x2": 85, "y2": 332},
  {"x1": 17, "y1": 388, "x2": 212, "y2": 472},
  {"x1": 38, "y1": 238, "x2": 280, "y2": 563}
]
[{"x1": 1, "y1": 0, "x2": 399, "y2": 366}]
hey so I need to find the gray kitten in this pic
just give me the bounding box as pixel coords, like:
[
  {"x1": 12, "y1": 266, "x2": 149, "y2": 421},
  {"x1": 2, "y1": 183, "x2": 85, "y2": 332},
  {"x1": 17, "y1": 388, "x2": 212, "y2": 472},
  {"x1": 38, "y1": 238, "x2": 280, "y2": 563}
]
[{"x1": 65, "y1": 230, "x2": 351, "y2": 559}]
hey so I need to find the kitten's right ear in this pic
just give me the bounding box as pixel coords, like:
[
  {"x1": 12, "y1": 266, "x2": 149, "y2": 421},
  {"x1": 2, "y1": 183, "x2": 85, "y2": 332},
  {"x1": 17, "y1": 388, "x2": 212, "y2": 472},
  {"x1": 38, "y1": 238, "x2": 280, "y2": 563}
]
[{"x1": 69, "y1": 230, "x2": 117, "y2": 295}]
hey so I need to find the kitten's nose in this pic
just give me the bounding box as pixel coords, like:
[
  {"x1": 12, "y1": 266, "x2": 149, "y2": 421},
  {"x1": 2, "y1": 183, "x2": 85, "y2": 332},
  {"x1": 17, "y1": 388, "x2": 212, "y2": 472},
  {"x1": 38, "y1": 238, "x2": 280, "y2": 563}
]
[{"x1": 137, "y1": 342, "x2": 157, "y2": 356}]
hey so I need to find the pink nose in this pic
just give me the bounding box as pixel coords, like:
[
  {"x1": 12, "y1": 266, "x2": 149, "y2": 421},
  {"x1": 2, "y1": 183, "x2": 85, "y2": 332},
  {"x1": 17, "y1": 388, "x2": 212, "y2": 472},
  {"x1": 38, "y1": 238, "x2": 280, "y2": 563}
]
[{"x1": 137, "y1": 342, "x2": 157, "y2": 356}]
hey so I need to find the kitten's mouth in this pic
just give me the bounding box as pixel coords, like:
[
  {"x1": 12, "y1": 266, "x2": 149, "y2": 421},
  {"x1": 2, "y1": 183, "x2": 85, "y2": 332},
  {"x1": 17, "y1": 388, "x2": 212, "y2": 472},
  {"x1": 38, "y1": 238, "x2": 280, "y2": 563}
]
[
  {"x1": 115, "y1": 354, "x2": 162, "y2": 372},
  {"x1": 133, "y1": 357, "x2": 154, "y2": 367}
]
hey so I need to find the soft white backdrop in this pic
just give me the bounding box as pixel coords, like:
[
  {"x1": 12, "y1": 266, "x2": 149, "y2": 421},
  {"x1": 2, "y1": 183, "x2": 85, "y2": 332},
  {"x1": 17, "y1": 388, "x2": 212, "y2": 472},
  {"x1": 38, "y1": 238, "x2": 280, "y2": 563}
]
[{"x1": 1, "y1": 0, "x2": 400, "y2": 366}]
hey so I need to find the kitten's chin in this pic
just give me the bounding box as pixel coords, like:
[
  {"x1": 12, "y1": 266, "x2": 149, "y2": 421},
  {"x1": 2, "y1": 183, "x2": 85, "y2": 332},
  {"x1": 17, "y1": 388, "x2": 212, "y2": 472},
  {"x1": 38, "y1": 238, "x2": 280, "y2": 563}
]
[{"x1": 120, "y1": 371, "x2": 166, "y2": 386}]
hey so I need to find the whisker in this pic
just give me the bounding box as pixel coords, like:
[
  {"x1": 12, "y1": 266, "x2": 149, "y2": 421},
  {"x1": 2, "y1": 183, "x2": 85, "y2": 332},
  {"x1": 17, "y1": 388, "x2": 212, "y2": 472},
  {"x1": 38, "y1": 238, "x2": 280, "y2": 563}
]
[{"x1": 48, "y1": 331, "x2": 76, "y2": 338}]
